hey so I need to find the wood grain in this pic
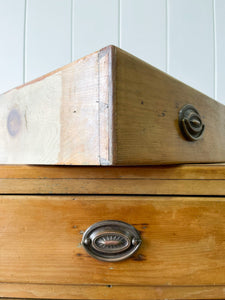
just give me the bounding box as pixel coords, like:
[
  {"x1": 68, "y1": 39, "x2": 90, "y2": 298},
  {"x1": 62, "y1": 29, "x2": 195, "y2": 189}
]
[
  {"x1": 0, "y1": 46, "x2": 112, "y2": 165},
  {"x1": 1, "y1": 195, "x2": 225, "y2": 288},
  {"x1": 1, "y1": 45, "x2": 225, "y2": 165},
  {"x1": 114, "y1": 47, "x2": 225, "y2": 164},
  {"x1": 0, "y1": 164, "x2": 225, "y2": 195},
  {"x1": 1, "y1": 283, "x2": 225, "y2": 300},
  {"x1": 1, "y1": 164, "x2": 225, "y2": 179}
]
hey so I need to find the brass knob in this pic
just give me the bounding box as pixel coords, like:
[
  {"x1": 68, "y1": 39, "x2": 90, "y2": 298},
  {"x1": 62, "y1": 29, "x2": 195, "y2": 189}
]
[
  {"x1": 178, "y1": 104, "x2": 205, "y2": 141},
  {"x1": 82, "y1": 220, "x2": 142, "y2": 262}
]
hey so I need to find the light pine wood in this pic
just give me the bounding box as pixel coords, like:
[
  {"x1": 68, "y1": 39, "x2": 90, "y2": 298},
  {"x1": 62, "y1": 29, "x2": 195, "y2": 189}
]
[
  {"x1": 1, "y1": 283, "x2": 225, "y2": 300},
  {"x1": 0, "y1": 46, "x2": 112, "y2": 165},
  {"x1": 1, "y1": 164, "x2": 225, "y2": 179},
  {"x1": 1, "y1": 46, "x2": 225, "y2": 165},
  {"x1": 0, "y1": 164, "x2": 225, "y2": 195},
  {"x1": 1, "y1": 195, "x2": 225, "y2": 289},
  {"x1": 114, "y1": 47, "x2": 225, "y2": 164},
  {"x1": 0, "y1": 165, "x2": 224, "y2": 299}
]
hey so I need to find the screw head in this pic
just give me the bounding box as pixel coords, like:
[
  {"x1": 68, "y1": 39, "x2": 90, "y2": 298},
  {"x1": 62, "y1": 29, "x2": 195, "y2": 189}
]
[
  {"x1": 132, "y1": 237, "x2": 139, "y2": 246},
  {"x1": 83, "y1": 238, "x2": 91, "y2": 246}
]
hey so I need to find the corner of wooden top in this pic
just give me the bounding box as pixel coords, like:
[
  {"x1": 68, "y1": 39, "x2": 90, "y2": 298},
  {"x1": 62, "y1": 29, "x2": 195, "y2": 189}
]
[
  {"x1": 100, "y1": 44, "x2": 121, "y2": 52},
  {"x1": 97, "y1": 45, "x2": 117, "y2": 166}
]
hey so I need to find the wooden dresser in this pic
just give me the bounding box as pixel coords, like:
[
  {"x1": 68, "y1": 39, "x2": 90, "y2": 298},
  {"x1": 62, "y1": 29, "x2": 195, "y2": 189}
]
[
  {"x1": 1, "y1": 164, "x2": 225, "y2": 300},
  {"x1": 1, "y1": 45, "x2": 225, "y2": 299}
]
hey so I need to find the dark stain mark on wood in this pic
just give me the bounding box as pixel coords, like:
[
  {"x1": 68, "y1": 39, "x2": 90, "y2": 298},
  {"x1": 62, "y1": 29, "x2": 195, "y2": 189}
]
[
  {"x1": 7, "y1": 109, "x2": 21, "y2": 137},
  {"x1": 175, "y1": 102, "x2": 180, "y2": 109},
  {"x1": 132, "y1": 254, "x2": 146, "y2": 261},
  {"x1": 158, "y1": 111, "x2": 166, "y2": 117},
  {"x1": 76, "y1": 253, "x2": 82, "y2": 257}
]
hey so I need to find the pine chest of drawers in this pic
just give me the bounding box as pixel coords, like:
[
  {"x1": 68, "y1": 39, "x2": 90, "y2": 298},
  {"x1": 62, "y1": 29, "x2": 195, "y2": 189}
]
[
  {"x1": 1, "y1": 164, "x2": 225, "y2": 300},
  {"x1": 1, "y1": 45, "x2": 225, "y2": 300}
]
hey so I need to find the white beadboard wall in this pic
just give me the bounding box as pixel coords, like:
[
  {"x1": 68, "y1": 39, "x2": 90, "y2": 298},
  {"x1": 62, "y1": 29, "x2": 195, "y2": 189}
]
[{"x1": 0, "y1": 0, "x2": 224, "y2": 104}]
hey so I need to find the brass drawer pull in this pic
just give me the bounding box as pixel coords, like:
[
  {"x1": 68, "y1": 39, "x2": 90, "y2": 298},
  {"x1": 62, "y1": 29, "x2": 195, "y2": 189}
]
[
  {"x1": 82, "y1": 220, "x2": 142, "y2": 262},
  {"x1": 179, "y1": 104, "x2": 205, "y2": 141}
]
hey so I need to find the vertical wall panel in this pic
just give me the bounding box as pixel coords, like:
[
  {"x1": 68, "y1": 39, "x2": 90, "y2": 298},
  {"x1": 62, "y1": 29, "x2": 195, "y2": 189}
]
[
  {"x1": 0, "y1": 0, "x2": 25, "y2": 94},
  {"x1": 26, "y1": 0, "x2": 72, "y2": 82},
  {"x1": 120, "y1": 0, "x2": 166, "y2": 71},
  {"x1": 215, "y1": 0, "x2": 225, "y2": 105},
  {"x1": 1, "y1": 0, "x2": 224, "y2": 105},
  {"x1": 73, "y1": 0, "x2": 119, "y2": 60},
  {"x1": 168, "y1": 0, "x2": 214, "y2": 98}
]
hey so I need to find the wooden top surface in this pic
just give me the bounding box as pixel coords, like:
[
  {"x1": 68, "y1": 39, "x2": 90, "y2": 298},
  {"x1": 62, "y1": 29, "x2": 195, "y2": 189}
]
[
  {"x1": 0, "y1": 164, "x2": 224, "y2": 195},
  {"x1": 0, "y1": 163, "x2": 225, "y2": 178}
]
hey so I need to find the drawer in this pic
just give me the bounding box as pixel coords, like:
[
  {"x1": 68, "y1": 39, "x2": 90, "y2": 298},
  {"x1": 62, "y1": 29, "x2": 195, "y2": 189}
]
[
  {"x1": 1, "y1": 46, "x2": 225, "y2": 166},
  {"x1": 1, "y1": 195, "x2": 225, "y2": 299}
]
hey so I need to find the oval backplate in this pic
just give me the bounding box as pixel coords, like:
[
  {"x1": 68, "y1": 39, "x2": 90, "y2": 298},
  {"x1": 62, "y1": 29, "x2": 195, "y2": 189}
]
[{"x1": 81, "y1": 220, "x2": 142, "y2": 262}]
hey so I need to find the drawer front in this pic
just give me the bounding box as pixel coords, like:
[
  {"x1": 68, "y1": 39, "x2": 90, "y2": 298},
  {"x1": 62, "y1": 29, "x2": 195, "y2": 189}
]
[{"x1": 1, "y1": 195, "x2": 225, "y2": 299}]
